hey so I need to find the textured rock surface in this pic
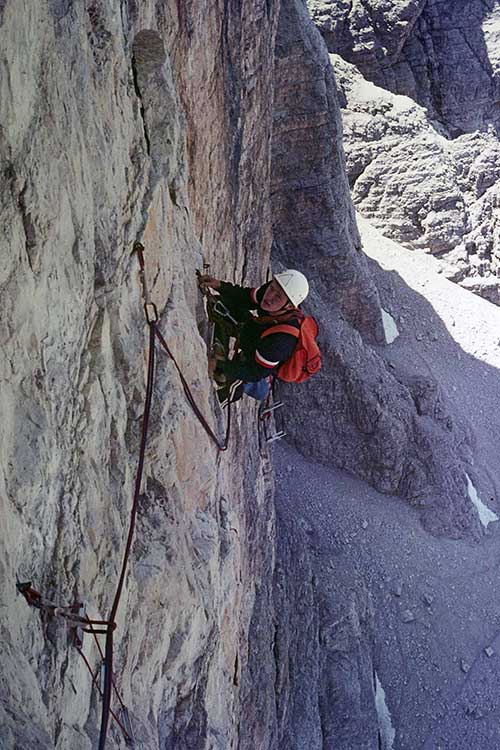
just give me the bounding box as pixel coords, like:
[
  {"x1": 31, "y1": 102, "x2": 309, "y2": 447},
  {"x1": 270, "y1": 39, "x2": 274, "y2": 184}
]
[
  {"x1": 271, "y1": 0, "x2": 482, "y2": 540},
  {"x1": 333, "y1": 55, "x2": 500, "y2": 302},
  {"x1": 308, "y1": 0, "x2": 500, "y2": 304},
  {"x1": 1, "y1": 0, "x2": 497, "y2": 748},
  {"x1": 273, "y1": 436, "x2": 500, "y2": 750},
  {"x1": 272, "y1": 511, "x2": 378, "y2": 750},
  {"x1": 0, "y1": 2, "x2": 278, "y2": 748},
  {"x1": 272, "y1": 0, "x2": 385, "y2": 344},
  {"x1": 240, "y1": 489, "x2": 379, "y2": 750},
  {"x1": 309, "y1": 0, "x2": 500, "y2": 135},
  {"x1": 254, "y1": 214, "x2": 500, "y2": 746}
]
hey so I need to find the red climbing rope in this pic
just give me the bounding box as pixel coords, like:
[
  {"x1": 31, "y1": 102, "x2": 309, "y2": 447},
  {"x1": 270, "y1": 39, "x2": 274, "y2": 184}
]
[
  {"x1": 19, "y1": 242, "x2": 233, "y2": 750},
  {"x1": 134, "y1": 242, "x2": 231, "y2": 451},
  {"x1": 154, "y1": 325, "x2": 231, "y2": 451},
  {"x1": 98, "y1": 318, "x2": 156, "y2": 750},
  {"x1": 97, "y1": 243, "x2": 232, "y2": 749},
  {"x1": 86, "y1": 617, "x2": 128, "y2": 712},
  {"x1": 76, "y1": 647, "x2": 131, "y2": 739}
]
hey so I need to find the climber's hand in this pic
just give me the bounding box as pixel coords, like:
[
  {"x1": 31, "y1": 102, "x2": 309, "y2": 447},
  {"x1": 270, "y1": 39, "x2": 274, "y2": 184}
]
[
  {"x1": 208, "y1": 356, "x2": 218, "y2": 375},
  {"x1": 213, "y1": 340, "x2": 226, "y2": 361},
  {"x1": 198, "y1": 274, "x2": 221, "y2": 291}
]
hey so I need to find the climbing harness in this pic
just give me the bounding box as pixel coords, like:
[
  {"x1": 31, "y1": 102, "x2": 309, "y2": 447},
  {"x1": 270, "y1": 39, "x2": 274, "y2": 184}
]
[
  {"x1": 196, "y1": 268, "x2": 245, "y2": 411},
  {"x1": 196, "y1": 272, "x2": 289, "y2": 447},
  {"x1": 196, "y1": 269, "x2": 240, "y2": 337},
  {"x1": 18, "y1": 242, "x2": 233, "y2": 750}
]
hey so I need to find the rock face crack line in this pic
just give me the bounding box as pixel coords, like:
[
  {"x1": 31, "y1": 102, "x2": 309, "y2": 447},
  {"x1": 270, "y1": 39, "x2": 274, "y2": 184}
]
[
  {"x1": 17, "y1": 183, "x2": 36, "y2": 272},
  {"x1": 392, "y1": 0, "x2": 430, "y2": 65},
  {"x1": 131, "y1": 57, "x2": 151, "y2": 157},
  {"x1": 458, "y1": 27, "x2": 492, "y2": 79}
]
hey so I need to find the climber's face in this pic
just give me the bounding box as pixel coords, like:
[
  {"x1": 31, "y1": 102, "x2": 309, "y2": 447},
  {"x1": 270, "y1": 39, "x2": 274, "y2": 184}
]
[{"x1": 261, "y1": 280, "x2": 291, "y2": 313}]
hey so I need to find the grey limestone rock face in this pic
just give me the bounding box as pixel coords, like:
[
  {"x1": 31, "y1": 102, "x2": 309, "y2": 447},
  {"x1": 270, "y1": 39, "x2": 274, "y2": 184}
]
[
  {"x1": 264, "y1": 2, "x2": 496, "y2": 747},
  {"x1": 242, "y1": 493, "x2": 379, "y2": 750},
  {"x1": 1, "y1": 0, "x2": 494, "y2": 748},
  {"x1": 309, "y1": 0, "x2": 424, "y2": 85},
  {"x1": 0, "y1": 1, "x2": 280, "y2": 748},
  {"x1": 271, "y1": 0, "x2": 482, "y2": 541},
  {"x1": 333, "y1": 55, "x2": 500, "y2": 302},
  {"x1": 308, "y1": 0, "x2": 500, "y2": 301},
  {"x1": 277, "y1": 307, "x2": 481, "y2": 540},
  {"x1": 309, "y1": 0, "x2": 500, "y2": 135},
  {"x1": 272, "y1": 0, "x2": 385, "y2": 346}
]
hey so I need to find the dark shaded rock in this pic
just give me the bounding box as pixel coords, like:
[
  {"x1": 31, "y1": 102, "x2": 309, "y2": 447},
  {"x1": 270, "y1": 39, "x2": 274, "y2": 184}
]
[
  {"x1": 272, "y1": 0, "x2": 481, "y2": 542},
  {"x1": 332, "y1": 54, "x2": 500, "y2": 304},
  {"x1": 310, "y1": 0, "x2": 500, "y2": 135},
  {"x1": 272, "y1": 0, "x2": 385, "y2": 345}
]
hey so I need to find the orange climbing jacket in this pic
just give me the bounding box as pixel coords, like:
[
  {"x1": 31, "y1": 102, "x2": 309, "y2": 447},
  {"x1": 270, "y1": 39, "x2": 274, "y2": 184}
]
[{"x1": 260, "y1": 314, "x2": 321, "y2": 383}]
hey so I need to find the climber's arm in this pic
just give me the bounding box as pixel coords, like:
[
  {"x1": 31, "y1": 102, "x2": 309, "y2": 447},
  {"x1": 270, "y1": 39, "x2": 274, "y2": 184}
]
[
  {"x1": 219, "y1": 281, "x2": 261, "y2": 311},
  {"x1": 198, "y1": 274, "x2": 261, "y2": 312}
]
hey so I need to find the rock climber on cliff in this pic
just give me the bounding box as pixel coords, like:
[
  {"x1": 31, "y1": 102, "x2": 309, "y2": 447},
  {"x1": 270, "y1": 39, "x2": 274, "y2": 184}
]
[{"x1": 198, "y1": 270, "x2": 321, "y2": 405}]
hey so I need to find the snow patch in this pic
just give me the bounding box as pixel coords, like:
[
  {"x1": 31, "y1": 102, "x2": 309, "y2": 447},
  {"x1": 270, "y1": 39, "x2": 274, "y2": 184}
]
[
  {"x1": 482, "y1": 13, "x2": 500, "y2": 71},
  {"x1": 466, "y1": 474, "x2": 498, "y2": 528},
  {"x1": 381, "y1": 308, "x2": 399, "y2": 344},
  {"x1": 358, "y1": 214, "x2": 500, "y2": 369},
  {"x1": 375, "y1": 672, "x2": 396, "y2": 750}
]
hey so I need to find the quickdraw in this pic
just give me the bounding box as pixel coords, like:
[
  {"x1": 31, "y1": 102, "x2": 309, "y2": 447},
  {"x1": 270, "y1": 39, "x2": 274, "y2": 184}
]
[
  {"x1": 16, "y1": 582, "x2": 113, "y2": 636},
  {"x1": 211, "y1": 298, "x2": 240, "y2": 327}
]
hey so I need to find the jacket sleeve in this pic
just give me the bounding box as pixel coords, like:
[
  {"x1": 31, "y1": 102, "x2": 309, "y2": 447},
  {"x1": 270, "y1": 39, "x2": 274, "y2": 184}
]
[
  {"x1": 221, "y1": 331, "x2": 297, "y2": 382},
  {"x1": 255, "y1": 330, "x2": 297, "y2": 368},
  {"x1": 219, "y1": 281, "x2": 260, "y2": 312}
]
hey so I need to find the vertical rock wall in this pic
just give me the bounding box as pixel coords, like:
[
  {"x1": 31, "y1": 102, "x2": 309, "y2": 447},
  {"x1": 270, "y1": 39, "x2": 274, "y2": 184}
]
[
  {"x1": 309, "y1": 0, "x2": 500, "y2": 135},
  {"x1": 272, "y1": 0, "x2": 384, "y2": 343},
  {"x1": 334, "y1": 54, "x2": 500, "y2": 302},
  {"x1": 269, "y1": 0, "x2": 480, "y2": 541},
  {"x1": 0, "y1": 2, "x2": 279, "y2": 748},
  {"x1": 308, "y1": 0, "x2": 500, "y2": 303},
  {"x1": 1, "y1": 1, "x2": 492, "y2": 749},
  {"x1": 240, "y1": 1, "x2": 486, "y2": 747}
]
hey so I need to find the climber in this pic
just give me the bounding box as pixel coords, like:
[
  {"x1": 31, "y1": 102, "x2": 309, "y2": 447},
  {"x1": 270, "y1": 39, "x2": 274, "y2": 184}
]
[{"x1": 198, "y1": 269, "x2": 319, "y2": 404}]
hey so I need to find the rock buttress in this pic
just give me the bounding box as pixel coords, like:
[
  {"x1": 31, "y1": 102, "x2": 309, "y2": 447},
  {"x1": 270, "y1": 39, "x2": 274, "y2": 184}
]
[{"x1": 0, "y1": 1, "x2": 280, "y2": 748}]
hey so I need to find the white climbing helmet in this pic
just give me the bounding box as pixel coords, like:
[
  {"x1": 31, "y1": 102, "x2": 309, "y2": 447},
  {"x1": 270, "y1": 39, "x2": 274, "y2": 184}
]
[{"x1": 273, "y1": 269, "x2": 309, "y2": 306}]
